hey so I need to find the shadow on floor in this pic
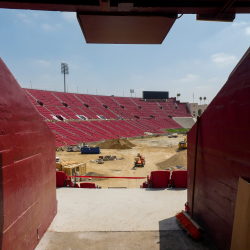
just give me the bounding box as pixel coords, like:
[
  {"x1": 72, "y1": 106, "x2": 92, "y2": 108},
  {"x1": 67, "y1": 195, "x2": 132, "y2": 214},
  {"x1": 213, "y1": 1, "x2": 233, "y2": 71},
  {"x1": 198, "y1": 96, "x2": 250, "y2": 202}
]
[
  {"x1": 159, "y1": 217, "x2": 217, "y2": 250},
  {"x1": 144, "y1": 188, "x2": 186, "y2": 192}
]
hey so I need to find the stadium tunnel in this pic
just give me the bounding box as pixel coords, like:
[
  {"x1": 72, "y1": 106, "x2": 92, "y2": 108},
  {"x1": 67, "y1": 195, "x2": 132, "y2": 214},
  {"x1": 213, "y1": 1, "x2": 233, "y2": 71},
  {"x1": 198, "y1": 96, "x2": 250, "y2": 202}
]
[{"x1": 1, "y1": 1, "x2": 250, "y2": 250}]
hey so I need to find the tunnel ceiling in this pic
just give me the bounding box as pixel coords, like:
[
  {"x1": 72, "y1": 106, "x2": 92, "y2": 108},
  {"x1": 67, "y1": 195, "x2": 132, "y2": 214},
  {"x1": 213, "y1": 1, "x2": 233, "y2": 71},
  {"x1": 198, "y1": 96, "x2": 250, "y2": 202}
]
[{"x1": 1, "y1": 0, "x2": 250, "y2": 44}]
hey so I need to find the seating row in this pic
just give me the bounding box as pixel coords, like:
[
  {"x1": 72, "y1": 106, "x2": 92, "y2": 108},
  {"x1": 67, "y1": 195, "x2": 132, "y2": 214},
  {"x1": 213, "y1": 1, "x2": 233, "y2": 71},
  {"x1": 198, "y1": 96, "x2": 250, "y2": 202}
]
[
  {"x1": 50, "y1": 119, "x2": 180, "y2": 146},
  {"x1": 24, "y1": 88, "x2": 191, "y2": 119},
  {"x1": 141, "y1": 170, "x2": 187, "y2": 188},
  {"x1": 56, "y1": 171, "x2": 97, "y2": 188},
  {"x1": 23, "y1": 89, "x2": 191, "y2": 145}
]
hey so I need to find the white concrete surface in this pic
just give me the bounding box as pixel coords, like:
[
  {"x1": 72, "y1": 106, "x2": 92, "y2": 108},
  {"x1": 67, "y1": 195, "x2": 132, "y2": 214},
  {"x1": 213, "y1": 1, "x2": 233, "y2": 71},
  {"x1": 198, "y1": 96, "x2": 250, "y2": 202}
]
[
  {"x1": 172, "y1": 117, "x2": 195, "y2": 129},
  {"x1": 36, "y1": 188, "x2": 216, "y2": 250},
  {"x1": 49, "y1": 188, "x2": 186, "y2": 232}
]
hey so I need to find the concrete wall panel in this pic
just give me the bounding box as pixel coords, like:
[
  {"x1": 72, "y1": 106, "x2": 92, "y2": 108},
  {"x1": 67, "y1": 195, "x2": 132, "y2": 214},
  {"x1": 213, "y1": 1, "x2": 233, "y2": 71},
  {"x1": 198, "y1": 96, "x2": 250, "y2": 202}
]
[
  {"x1": 187, "y1": 48, "x2": 250, "y2": 250},
  {"x1": 0, "y1": 58, "x2": 57, "y2": 250}
]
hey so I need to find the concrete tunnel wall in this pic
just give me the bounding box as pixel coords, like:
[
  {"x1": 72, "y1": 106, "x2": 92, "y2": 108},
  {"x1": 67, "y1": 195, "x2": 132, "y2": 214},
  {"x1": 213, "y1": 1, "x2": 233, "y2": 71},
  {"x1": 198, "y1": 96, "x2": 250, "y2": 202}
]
[
  {"x1": 0, "y1": 58, "x2": 57, "y2": 250},
  {"x1": 187, "y1": 47, "x2": 250, "y2": 250}
]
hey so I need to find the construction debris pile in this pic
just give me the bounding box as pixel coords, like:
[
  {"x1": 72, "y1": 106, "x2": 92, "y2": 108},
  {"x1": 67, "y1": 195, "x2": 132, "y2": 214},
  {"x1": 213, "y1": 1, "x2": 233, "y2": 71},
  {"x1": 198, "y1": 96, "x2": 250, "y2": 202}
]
[
  {"x1": 90, "y1": 155, "x2": 125, "y2": 164},
  {"x1": 165, "y1": 166, "x2": 185, "y2": 171},
  {"x1": 66, "y1": 146, "x2": 81, "y2": 152},
  {"x1": 96, "y1": 138, "x2": 135, "y2": 149}
]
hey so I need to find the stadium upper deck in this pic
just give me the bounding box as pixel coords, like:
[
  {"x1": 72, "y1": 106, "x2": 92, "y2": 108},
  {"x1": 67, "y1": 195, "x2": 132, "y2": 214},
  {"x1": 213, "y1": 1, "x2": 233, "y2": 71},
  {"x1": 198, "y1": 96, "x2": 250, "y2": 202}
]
[{"x1": 23, "y1": 88, "x2": 191, "y2": 147}]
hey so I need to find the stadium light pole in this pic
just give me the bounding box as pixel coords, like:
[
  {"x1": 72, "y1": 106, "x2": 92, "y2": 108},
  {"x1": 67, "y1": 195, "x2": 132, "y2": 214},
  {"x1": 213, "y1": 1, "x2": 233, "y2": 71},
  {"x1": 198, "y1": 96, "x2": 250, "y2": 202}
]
[
  {"x1": 130, "y1": 89, "x2": 134, "y2": 98},
  {"x1": 61, "y1": 62, "x2": 69, "y2": 93}
]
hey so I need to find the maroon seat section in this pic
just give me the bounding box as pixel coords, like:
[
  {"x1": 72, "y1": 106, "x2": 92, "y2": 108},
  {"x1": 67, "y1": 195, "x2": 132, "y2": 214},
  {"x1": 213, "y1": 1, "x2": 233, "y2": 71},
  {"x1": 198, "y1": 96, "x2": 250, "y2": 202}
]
[
  {"x1": 0, "y1": 58, "x2": 57, "y2": 250},
  {"x1": 148, "y1": 171, "x2": 171, "y2": 188},
  {"x1": 56, "y1": 171, "x2": 68, "y2": 187},
  {"x1": 170, "y1": 170, "x2": 187, "y2": 188},
  {"x1": 80, "y1": 183, "x2": 96, "y2": 189},
  {"x1": 22, "y1": 87, "x2": 192, "y2": 146}
]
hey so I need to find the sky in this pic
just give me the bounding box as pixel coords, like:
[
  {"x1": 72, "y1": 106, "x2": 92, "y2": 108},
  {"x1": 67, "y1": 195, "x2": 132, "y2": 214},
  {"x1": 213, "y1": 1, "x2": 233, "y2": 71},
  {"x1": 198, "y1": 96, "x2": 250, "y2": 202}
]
[{"x1": 0, "y1": 9, "x2": 250, "y2": 104}]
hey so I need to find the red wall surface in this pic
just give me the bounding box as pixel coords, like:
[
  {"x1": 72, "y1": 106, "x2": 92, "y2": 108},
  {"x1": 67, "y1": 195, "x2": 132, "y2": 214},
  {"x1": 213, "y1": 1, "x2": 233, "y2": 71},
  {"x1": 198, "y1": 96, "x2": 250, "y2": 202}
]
[
  {"x1": 187, "y1": 48, "x2": 250, "y2": 250},
  {"x1": 0, "y1": 58, "x2": 57, "y2": 250}
]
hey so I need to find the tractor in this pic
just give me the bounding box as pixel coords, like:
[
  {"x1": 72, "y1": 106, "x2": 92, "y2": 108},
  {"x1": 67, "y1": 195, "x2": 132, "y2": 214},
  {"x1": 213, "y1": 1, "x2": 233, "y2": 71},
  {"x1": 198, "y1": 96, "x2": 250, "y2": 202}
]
[{"x1": 134, "y1": 153, "x2": 145, "y2": 167}]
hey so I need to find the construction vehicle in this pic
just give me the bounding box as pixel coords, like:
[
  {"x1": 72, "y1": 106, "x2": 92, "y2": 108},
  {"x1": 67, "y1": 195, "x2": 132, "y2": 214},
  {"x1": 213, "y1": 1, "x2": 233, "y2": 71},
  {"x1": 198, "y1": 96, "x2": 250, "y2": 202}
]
[
  {"x1": 178, "y1": 136, "x2": 187, "y2": 149},
  {"x1": 134, "y1": 153, "x2": 146, "y2": 167}
]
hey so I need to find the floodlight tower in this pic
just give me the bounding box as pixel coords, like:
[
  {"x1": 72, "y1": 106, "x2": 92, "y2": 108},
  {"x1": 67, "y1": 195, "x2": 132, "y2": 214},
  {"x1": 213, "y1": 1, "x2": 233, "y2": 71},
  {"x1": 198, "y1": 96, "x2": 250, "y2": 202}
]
[
  {"x1": 130, "y1": 89, "x2": 134, "y2": 98},
  {"x1": 61, "y1": 62, "x2": 69, "y2": 93}
]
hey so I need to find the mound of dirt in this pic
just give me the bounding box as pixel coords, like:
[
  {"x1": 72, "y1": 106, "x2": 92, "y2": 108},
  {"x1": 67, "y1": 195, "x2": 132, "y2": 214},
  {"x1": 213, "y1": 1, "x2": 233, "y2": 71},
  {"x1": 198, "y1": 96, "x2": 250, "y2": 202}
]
[
  {"x1": 156, "y1": 150, "x2": 187, "y2": 170},
  {"x1": 96, "y1": 138, "x2": 135, "y2": 149}
]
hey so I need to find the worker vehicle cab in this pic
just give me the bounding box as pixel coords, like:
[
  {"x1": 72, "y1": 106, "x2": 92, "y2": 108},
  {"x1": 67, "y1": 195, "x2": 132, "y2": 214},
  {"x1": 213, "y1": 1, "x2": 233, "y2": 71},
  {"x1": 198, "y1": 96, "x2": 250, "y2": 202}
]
[
  {"x1": 134, "y1": 153, "x2": 145, "y2": 167},
  {"x1": 178, "y1": 136, "x2": 187, "y2": 149}
]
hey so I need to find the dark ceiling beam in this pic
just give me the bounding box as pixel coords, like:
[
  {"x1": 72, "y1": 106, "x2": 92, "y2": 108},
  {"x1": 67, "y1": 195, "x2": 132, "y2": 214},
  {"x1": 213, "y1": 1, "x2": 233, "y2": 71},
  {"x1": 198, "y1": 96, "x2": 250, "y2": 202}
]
[
  {"x1": 216, "y1": 0, "x2": 236, "y2": 19},
  {"x1": 0, "y1": 1, "x2": 250, "y2": 13},
  {"x1": 196, "y1": 0, "x2": 237, "y2": 22},
  {"x1": 99, "y1": 0, "x2": 110, "y2": 11}
]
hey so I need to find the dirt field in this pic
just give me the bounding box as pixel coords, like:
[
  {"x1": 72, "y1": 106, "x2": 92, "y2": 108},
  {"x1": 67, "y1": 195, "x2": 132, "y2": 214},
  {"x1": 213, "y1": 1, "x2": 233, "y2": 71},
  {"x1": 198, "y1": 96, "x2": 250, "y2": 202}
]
[{"x1": 56, "y1": 135, "x2": 187, "y2": 188}]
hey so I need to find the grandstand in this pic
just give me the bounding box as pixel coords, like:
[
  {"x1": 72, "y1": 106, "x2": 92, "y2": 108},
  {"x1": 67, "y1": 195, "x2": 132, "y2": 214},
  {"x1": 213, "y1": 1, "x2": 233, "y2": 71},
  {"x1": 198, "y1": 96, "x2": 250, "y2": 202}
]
[{"x1": 23, "y1": 88, "x2": 192, "y2": 147}]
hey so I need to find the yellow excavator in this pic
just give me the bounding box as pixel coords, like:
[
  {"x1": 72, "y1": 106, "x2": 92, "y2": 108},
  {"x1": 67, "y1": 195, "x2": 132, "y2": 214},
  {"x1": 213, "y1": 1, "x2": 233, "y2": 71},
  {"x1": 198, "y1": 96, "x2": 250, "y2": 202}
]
[{"x1": 178, "y1": 136, "x2": 187, "y2": 149}]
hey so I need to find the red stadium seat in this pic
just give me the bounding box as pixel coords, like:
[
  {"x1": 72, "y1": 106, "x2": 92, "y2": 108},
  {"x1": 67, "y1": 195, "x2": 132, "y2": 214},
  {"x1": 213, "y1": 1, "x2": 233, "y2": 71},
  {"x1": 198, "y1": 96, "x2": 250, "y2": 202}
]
[
  {"x1": 147, "y1": 171, "x2": 171, "y2": 188},
  {"x1": 170, "y1": 170, "x2": 187, "y2": 188},
  {"x1": 56, "y1": 171, "x2": 68, "y2": 187},
  {"x1": 80, "y1": 183, "x2": 96, "y2": 189}
]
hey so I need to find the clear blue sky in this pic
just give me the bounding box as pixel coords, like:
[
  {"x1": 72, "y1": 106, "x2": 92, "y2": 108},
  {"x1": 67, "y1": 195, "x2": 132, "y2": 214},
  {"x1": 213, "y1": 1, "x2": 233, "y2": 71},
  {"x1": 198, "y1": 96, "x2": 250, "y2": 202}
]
[{"x1": 0, "y1": 9, "x2": 250, "y2": 103}]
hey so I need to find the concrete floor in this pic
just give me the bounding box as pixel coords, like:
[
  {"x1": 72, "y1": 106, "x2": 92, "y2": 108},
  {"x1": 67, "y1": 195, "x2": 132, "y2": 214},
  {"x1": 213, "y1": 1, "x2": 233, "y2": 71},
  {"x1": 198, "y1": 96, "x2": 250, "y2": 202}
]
[{"x1": 35, "y1": 188, "x2": 216, "y2": 250}]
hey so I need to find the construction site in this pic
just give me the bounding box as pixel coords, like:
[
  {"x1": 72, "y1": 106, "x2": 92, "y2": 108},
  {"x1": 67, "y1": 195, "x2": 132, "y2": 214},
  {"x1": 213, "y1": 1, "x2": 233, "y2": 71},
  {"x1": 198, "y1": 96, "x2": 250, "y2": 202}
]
[
  {"x1": 56, "y1": 136, "x2": 187, "y2": 189},
  {"x1": 1, "y1": 1, "x2": 250, "y2": 250}
]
